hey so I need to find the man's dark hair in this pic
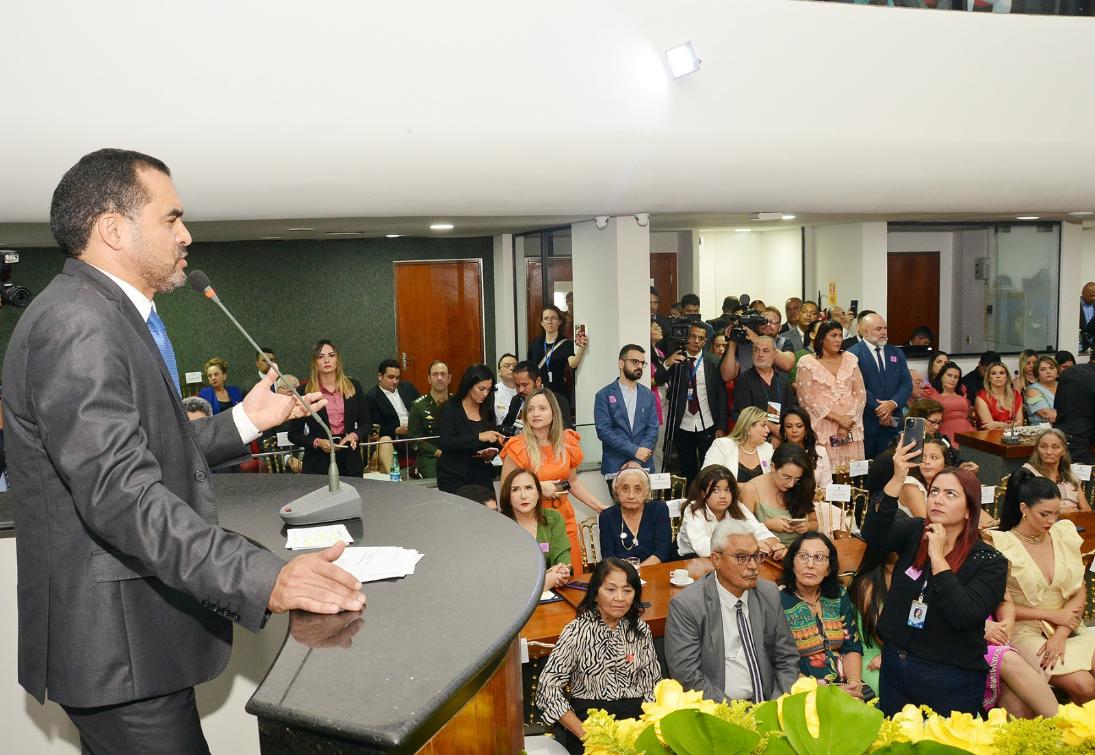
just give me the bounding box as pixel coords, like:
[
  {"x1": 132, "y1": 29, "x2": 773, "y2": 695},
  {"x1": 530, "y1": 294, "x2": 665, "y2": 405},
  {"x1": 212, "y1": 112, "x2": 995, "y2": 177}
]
[
  {"x1": 650, "y1": 286, "x2": 660, "y2": 297},
  {"x1": 453, "y1": 484, "x2": 497, "y2": 508},
  {"x1": 979, "y1": 350, "x2": 1000, "y2": 367},
  {"x1": 680, "y1": 293, "x2": 700, "y2": 308},
  {"x1": 721, "y1": 295, "x2": 739, "y2": 313},
  {"x1": 377, "y1": 358, "x2": 400, "y2": 375},
  {"x1": 618, "y1": 344, "x2": 646, "y2": 360},
  {"x1": 909, "y1": 326, "x2": 934, "y2": 343},
  {"x1": 1055, "y1": 350, "x2": 1076, "y2": 366},
  {"x1": 513, "y1": 360, "x2": 540, "y2": 381},
  {"x1": 497, "y1": 352, "x2": 517, "y2": 368},
  {"x1": 258, "y1": 346, "x2": 275, "y2": 356},
  {"x1": 50, "y1": 148, "x2": 171, "y2": 258}
]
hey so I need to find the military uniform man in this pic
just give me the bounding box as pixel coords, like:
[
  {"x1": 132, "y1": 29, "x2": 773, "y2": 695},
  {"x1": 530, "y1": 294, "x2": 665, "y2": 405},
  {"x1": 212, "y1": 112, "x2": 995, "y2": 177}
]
[{"x1": 407, "y1": 360, "x2": 451, "y2": 479}]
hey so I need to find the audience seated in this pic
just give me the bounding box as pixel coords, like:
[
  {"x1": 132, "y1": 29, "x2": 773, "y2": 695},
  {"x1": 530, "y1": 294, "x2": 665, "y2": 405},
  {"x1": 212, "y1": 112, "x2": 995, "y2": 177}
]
[
  {"x1": 982, "y1": 592, "x2": 1058, "y2": 719},
  {"x1": 1056, "y1": 350, "x2": 1077, "y2": 371},
  {"x1": 452, "y1": 483, "x2": 497, "y2": 510},
  {"x1": 197, "y1": 356, "x2": 243, "y2": 414},
  {"x1": 702, "y1": 406, "x2": 774, "y2": 484},
  {"x1": 778, "y1": 407, "x2": 833, "y2": 489},
  {"x1": 436, "y1": 363, "x2": 505, "y2": 493},
  {"x1": 288, "y1": 340, "x2": 370, "y2": 478},
  {"x1": 243, "y1": 346, "x2": 278, "y2": 393},
  {"x1": 974, "y1": 360, "x2": 1024, "y2": 429},
  {"x1": 493, "y1": 353, "x2": 519, "y2": 425},
  {"x1": 927, "y1": 350, "x2": 950, "y2": 384},
  {"x1": 407, "y1": 360, "x2": 450, "y2": 480},
  {"x1": 896, "y1": 437, "x2": 950, "y2": 518},
  {"x1": 991, "y1": 476, "x2": 1095, "y2": 704},
  {"x1": 676, "y1": 464, "x2": 783, "y2": 560},
  {"x1": 498, "y1": 361, "x2": 574, "y2": 431},
  {"x1": 664, "y1": 518, "x2": 800, "y2": 702},
  {"x1": 794, "y1": 321, "x2": 867, "y2": 467},
  {"x1": 501, "y1": 388, "x2": 606, "y2": 561},
  {"x1": 365, "y1": 358, "x2": 420, "y2": 472},
  {"x1": 1023, "y1": 355, "x2": 1060, "y2": 425},
  {"x1": 921, "y1": 360, "x2": 973, "y2": 447},
  {"x1": 739, "y1": 443, "x2": 818, "y2": 547},
  {"x1": 499, "y1": 468, "x2": 571, "y2": 590},
  {"x1": 960, "y1": 351, "x2": 1000, "y2": 407},
  {"x1": 597, "y1": 466, "x2": 672, "y2": 565},
  {"x1": 536, "y1": 558, "x2": 661, "y2": 754},
  {"x1": 593, "y1": 344, "x2": 659, "y2": 475},
  {"x1": 182, "y1": 395, "x2": 213, "y2": 420},
  {"x1": 1016, "y1": 349, "x2": 1039, "y2": 393},
  {"x1": 780, "y1": 532, "x2": 865, "y2": 699},
  {"x1": 1006, "y1": 428, "x2": 1091, "y2": 514},
  {"x1": 847, "y1": 548, "x2": 894, "y2": 700}
]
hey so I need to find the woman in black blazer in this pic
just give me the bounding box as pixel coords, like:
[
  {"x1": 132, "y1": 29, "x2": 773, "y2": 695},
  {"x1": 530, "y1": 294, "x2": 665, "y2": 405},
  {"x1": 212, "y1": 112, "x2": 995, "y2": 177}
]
[
  {"x1": 288, "y1": 340, "x2": 371, "y2": 477},
  {"x1": 437, "y1": 364, "x2": 506, "y2": 493}
]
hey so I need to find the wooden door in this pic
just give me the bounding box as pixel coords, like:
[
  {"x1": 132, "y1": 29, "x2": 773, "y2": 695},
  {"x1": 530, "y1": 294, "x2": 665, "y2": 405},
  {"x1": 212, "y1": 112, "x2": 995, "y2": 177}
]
[
  {"x1": 650, "y1": 252, "x2": 677, "y2": 314},
  {"x1": 394, "y1": 260, "x2": 484, "y2": 391},
  {"x1": 887, "y1": 252, "x2": 940, "y2": 347}
]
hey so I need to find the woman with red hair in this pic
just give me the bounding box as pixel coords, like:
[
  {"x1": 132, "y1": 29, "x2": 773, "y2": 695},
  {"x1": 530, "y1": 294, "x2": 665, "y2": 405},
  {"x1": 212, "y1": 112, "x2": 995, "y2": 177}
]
[{"x1": 862, "y1": 438, "x2": 1008, "y2": 717}]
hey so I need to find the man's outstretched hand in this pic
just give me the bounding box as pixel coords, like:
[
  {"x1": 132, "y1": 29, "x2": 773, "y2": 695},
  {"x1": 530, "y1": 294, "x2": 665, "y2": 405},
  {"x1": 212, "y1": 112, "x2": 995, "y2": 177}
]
[{"x1": 268, "y1": 541, "x2": 365, "y2": 615}]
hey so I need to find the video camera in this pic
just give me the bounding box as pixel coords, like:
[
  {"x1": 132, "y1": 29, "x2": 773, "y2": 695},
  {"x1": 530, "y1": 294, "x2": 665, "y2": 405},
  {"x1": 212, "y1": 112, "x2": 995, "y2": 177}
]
[
  {"x1": 665, "y1": 314, "x2": 701, "y2": 354},
  {"x1": 1, "y1": 252, "x2": 32, "y2": 308},
  {"x1": 726, "y1": 310, "x2": 768, "y2": 343}
]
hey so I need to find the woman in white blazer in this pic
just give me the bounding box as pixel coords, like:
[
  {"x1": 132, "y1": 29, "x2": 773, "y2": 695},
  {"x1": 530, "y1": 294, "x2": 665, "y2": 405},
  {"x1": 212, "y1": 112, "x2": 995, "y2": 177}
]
[{"x1": 701, "y1": 406, "x2": 774, "y2": 484}]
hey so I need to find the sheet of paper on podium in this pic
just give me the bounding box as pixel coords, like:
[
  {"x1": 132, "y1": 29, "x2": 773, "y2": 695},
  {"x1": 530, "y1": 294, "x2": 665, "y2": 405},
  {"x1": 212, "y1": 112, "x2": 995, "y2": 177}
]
[
  {"x1": 334, "y1": 546, "x2": 425, "y2": 583},
  {"x1": 285, "y1": 524, "x2": 354, "y2": 550}
]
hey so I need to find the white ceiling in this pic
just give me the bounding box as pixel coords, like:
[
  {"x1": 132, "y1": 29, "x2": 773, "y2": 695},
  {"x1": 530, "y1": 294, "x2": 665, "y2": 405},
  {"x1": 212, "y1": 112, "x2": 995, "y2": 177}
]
[{"x1": 2, "y1": 1, "x2": 1094, "y2": 243}]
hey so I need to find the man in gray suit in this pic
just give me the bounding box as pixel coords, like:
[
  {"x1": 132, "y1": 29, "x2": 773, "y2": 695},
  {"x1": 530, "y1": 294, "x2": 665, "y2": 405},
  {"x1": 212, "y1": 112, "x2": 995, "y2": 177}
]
[
  {"x1": 2, "y1": 149, "x2": 366, "y2": 753},
  {"x1": 664, "y1": 518, "x2": 799, "y2": 702}
]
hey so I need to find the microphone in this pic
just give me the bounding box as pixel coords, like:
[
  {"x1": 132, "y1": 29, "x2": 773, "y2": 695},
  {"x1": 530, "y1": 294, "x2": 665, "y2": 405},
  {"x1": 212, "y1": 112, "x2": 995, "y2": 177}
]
[
  {"x1": 187, "y1": 270, "x2": 361, "y2": 525},
  {"x1": 739, "y1": 293, "x2": 751, "y2": 309}
]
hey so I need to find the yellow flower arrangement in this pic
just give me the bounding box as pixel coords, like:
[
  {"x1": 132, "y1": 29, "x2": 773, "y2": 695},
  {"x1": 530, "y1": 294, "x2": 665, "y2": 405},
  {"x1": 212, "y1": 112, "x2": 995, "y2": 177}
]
[
  {"x1": 775, "y1": 676, "x2": 821, "y2": 738},
  {"x1": 1056, "y1": 699, "x2": 1095, "y2": 747},
  {"x1": 639, "y1": 679, "x2": 718, "y2": 743},
  {"x1": 922, "y1": 710, "x2": 997, "y2": 754}
]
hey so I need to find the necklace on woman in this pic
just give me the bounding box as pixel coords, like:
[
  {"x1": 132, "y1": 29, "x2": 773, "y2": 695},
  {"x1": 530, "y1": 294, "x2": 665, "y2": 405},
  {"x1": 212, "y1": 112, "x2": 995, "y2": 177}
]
[
  {"x1": 739, "y1": 442, "x2": 758, "y2": 456},
  {"x1": 1014, "y1": 527, "x2": 1047, "y2": 545}
]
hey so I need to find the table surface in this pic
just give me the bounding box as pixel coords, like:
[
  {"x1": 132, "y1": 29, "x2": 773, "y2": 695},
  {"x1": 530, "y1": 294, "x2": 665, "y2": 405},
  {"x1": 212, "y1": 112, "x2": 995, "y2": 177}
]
[{"x1": 956, "y1": 428, "x2": 1039, "y2": 459}]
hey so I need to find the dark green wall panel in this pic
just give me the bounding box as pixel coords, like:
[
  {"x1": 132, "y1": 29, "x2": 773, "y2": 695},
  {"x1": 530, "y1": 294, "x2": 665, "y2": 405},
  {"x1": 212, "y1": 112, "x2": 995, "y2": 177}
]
[{"x1": 0, "y1": 237, "x2": 495, "y2": 393}]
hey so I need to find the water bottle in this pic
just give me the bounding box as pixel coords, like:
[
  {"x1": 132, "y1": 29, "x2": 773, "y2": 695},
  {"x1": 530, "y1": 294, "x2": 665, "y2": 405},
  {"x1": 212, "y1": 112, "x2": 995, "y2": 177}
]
[{"x1": 389, "y1": 457, "x2": 401, "y2": 483}]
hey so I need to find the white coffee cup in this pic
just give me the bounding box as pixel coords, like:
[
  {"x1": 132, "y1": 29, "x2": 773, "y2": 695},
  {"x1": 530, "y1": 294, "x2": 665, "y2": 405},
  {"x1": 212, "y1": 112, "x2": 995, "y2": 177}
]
[{"x1": 669, "y1": 568, "x2": 688, "y2": 581}]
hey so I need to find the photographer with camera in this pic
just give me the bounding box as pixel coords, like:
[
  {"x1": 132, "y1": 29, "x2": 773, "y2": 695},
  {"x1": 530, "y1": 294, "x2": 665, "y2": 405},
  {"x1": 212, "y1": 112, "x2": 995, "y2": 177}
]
[
  {"x1": 655, "y1": 321, "x2": 728, "y2": 485},
  {"x1": 718, "y1": 306, "x2": 795, "y2": 383},
  {"x1": 1, "y1": 251, "x2": 33, "y2": 308}
]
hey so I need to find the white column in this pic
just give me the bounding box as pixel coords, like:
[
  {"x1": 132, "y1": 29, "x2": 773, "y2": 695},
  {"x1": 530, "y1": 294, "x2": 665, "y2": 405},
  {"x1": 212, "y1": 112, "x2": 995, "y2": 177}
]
[
  {"x1": 491, "y1": 233, "x2": 516, "y2": 361},
  {"x1": 1060, "y1": 221, "x2": 1083, "y2": 352},
  {"x1": 571, "y1": 216, "x2": 651, "y2": 440}
]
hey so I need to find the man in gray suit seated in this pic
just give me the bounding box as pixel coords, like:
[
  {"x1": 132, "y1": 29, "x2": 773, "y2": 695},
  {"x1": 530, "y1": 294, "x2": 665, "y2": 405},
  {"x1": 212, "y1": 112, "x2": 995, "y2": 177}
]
[{"x1": 665, "y1": 518, "x2": 800, "y2": 702}]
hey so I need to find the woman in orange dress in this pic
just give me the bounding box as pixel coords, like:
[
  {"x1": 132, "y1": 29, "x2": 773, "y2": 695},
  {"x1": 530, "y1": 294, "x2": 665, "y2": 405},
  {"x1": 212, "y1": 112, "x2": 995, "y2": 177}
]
[
  {"x1": 500, "y1": 388, "x2": 608, "y2": 563},
  {"x1": 795, "y1": 320, "x2": 867, "y2": 467}
]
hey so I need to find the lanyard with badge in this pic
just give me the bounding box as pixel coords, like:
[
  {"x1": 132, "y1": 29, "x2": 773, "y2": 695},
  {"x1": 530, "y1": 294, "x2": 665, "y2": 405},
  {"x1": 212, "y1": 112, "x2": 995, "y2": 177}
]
[
  {"x1": 538, "y1": 339, "x2": 567, "y2": 384},
  {"x1": 905, "y1": 564, "x2": 929, "y2": 629},
  {"x1": 686, "y1": 355, "x2": 701, "y2": 404}
]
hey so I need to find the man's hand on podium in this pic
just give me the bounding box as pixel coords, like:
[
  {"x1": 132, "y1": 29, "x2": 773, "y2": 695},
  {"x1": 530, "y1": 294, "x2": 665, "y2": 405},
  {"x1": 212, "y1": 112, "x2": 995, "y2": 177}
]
[
  {"x1": 290, "y1": 610, "x2": 364, "y2": 648},
  {"x1": 269, "y1": 541, "x2": 365, "y2": 615}
]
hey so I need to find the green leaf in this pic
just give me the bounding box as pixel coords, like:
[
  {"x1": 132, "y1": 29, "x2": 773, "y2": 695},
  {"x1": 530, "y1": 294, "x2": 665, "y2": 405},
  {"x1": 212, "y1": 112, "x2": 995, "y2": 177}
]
[
  {"x1": 872, "y1": 743, "x2": 973, "y2": 755},
  {"x1": 657, "y1": 709, "x2": 760, "y2": 755},
  {"x1": 752, "y1": 699, "x2": 783, "y2": 734},
  {"x1": 780, "y1": 686, "x2": 883, "y2": 755},
  {"x1": 633, "y1": 722, "x2": 668, "y2": 755},
  {"x1": 760, "y1": 733, "x2": 797, "y2": 754}
]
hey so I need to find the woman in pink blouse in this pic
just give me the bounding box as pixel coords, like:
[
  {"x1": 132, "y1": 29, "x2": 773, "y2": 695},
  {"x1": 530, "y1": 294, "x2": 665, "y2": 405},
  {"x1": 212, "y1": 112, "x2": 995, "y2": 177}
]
[
  {"x1": 794, "y1": 320, "x2": 867, "y2": 467},
  {"x1": 922, "y1": 360, "x2": 974, "y2": 448}
]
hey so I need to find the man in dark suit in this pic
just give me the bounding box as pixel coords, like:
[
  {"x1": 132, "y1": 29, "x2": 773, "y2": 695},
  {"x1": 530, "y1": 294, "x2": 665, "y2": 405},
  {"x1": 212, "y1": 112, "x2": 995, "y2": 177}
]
[
  {"x1": 849, "y1": 313, "x2": 912, "y2": 457},
  {"x1": 2, "y1": 149, "x2": 365, "y2": 752},
  {"x1": 1055, "y1": 353, "x2": 1095, "y2": 464},
  {"x1": 1080, "y1": 282, "x2": 1095, "y2": 353},
  {"x1": 665, "y1": 518, "x2": 799, "y2": 702},
  {"x1": 959, "y1": 350, "x2": 999, "y2": 407},
  {"x1": 499, "y1": 361, "x2": 573, "y2": 431},
  {"x1": 365, "y1": 358, "x2": 421, "y2": 472},
  {"x1": 655, "y1": 321, "x2": 728, "y2": 485},
  {"x1": 732, "y1": 336, "x2": 797, "y2": 431},
  {"x1": 593, "y1": 344, "x2": 660, "y2": 475},
  {"x1": 243, "y1": 345, "x2": 278, "y2": 393}
]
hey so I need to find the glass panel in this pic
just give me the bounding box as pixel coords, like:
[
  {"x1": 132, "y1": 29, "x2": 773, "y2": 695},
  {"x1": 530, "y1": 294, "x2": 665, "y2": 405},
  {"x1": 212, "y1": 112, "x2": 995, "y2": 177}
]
[
  {"x1": 987, "y1": 224, "x2": 1060, "y2": 352},
  {"x1": 794, "y1": 0, "x2": 1089, "y2": 17}
]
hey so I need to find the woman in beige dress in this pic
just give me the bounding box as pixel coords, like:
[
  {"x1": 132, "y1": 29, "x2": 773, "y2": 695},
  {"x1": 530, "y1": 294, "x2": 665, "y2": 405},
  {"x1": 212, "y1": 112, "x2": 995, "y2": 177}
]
[
  {"x1": 990, "y1": 476, "x2": 1095, "y2": 703},
  {"x1": 795, "y1": 320, "x2": 866, "y2": 467}
]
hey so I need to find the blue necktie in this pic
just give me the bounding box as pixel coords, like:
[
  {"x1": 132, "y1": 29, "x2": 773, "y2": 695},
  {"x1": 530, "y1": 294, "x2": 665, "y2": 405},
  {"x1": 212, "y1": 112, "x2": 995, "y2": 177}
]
[{"x1": 147, "y1": 308, "x2": 181, "y2": 397}]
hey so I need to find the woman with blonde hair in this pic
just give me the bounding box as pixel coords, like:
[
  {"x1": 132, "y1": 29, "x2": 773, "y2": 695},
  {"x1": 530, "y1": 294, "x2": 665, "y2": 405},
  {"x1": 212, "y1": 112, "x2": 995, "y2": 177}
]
[
  {"x1": 1005, "y1": 428, "x2": 1091, "y2": 515},
  {"x1": 500, "y1": 388, "x2": 606, "y2": 561},
  {"x1": 975, "y1": 361, "x2": 1024, "y2": 429},
  {"x1": 701, "y1": 406, "x2": 774, "y2": 484}
]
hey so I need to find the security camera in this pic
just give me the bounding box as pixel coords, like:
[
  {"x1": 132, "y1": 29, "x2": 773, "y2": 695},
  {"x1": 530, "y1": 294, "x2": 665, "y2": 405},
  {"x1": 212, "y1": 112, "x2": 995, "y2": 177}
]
[{"x1": 594, "y1": 216, "x2": 610, "y2": 230}]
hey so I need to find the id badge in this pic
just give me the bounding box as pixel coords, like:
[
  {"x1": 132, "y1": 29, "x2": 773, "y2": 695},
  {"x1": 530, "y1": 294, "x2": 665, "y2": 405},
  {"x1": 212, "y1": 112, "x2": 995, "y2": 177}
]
[
  {"x1": 547, "y1": 371, "x2": 553, "y2": 383},
  {"x1": 687, "y1": 387, "x2": 695, "y2": 401},
  {"x1": 907, "y1": 599, "x2": 927, "y2": 629}
]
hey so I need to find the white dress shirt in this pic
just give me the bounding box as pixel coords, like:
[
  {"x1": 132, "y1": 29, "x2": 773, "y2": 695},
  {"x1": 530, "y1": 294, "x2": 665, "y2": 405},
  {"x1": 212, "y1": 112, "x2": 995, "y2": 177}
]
[
  {"x1": 715, "y1": 578, "x2": 755, "y2": 701},
  {"x1": 89, "y1": 264, "x2": 259, "y2": 442},
  {"x1": 618, "y1": 378, "x2": 638, "y2": 429},
  {"x1": 494, "y1": 381, "x2": 517, "y2": 425},
  {"x1": 680, "y1": 350, "x2": 714, "y2": 432},
  {"x1": 381, "y1": 386, "x2": 410, "y2": 426}
]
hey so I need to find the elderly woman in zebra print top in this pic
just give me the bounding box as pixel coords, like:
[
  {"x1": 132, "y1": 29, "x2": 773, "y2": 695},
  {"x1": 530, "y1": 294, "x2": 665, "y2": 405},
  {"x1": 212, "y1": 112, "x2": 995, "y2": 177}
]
[{"x1": 536, "y1": 557, "x2": 661, "y2": 753}]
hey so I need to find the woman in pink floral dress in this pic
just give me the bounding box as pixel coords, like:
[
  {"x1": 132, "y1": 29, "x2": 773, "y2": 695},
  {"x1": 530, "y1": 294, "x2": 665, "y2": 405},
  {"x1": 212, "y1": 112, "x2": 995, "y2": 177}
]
[{"x1": 795, "y1": 320, "x2": 867, "y2": 467}]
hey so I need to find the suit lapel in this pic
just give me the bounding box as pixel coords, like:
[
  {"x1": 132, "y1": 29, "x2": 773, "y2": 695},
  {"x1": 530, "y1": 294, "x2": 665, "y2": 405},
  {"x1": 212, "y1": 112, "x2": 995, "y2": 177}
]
[
  {"x1": 747, "y1": 589, "x2": 770, "y2": 695},
  {"x1": 703, "y1": 575, "x2": 725, "y2": 687}
]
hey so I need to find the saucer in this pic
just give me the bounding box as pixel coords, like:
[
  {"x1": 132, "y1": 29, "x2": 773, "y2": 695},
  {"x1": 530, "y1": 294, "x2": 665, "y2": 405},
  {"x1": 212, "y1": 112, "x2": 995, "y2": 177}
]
[{"x1": 670, "y1": 576, "x2": 694, "y2": 587}]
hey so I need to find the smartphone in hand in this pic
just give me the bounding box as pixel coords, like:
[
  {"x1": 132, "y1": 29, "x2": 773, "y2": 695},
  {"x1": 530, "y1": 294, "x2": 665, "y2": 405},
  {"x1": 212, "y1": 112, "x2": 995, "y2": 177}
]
[{"x1": 903, "y1": 416, "x2": 927, "y2": 464}]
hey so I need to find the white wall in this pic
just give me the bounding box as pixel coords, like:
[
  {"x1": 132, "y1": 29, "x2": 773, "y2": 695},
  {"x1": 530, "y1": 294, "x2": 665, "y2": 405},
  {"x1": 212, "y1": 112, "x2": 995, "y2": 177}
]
[
  {"x1": 697, "y1": 228, "x2": 802, "y2": 320},
  {"x1": 887, "y1": 231, "x2": 955, "y2": 351},
  {"x1": 953, "y1": 229, "x2": 991, "y2": 352},
  {"x1": 1083, "y1": 228, "x2": 1095, "y2": 288},
  {"x1": 806, "y1": 223, "x2": 888, "y2": 313}
]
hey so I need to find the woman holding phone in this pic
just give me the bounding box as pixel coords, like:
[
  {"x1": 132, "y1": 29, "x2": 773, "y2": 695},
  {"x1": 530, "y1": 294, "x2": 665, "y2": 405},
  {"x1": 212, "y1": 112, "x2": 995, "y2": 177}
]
[{"x1": 437, "y1": 364, "x2": 506, "y2": 493}]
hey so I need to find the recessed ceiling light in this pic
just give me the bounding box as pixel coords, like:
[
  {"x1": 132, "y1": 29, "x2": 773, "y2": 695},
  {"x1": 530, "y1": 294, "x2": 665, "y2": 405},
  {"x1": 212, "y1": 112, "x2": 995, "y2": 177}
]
[
  {"x1": 430, "y1": 223, "x2": 454, "y2": 231},
  {"x1": 735, "y1": 228, "x2": 752, "y2": 233},
  {"x1": 259, "y1": 236, "x2": 283, "y2": 240},
  {"x1": 1068, "y1": 211, "x2": 1094, "y2": 217},
  {"x1": 1016, "y1": 216, "x2": 1040, "y2": 221},
  {"x1": 287, "y1": 227, "x2": 315, "y2": 232},
  {"x1": 666, "y1": 42, "x2": 701, "y2": 79},
  {"x1": 781, "y1": 215, "x2": 796, "y2": 221},
  {"x1": 324, "y1": 231, "x2": 362, "y2": 236},
  {"x1": 385, "y1": 234, "x2": 402, "y2": 238}
]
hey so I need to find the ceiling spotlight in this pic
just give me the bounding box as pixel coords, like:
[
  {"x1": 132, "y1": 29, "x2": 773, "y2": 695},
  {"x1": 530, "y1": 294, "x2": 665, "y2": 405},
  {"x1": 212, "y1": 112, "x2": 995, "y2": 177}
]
[
  {"x1": 1016, "y1": 216, "x2": 1040, "y2": 221},
  {"x1": 781, "y1": 215, "x2": 796, "y2": 221},
  {"x1": 259, "y1": 236, "x2": 283, "y2": 240},
  {"x1": 1068, "y1": 211, "x2": 1094, "y2": 217},
  {"x1": 325, "y1": 231, "x2": 362, "y2": 236},
  {"x1": 385, "y1": 234, "x2": 403, "y2": 238},
  {"x1": 666, "y1": 42, "x2": 701, "y2": 79},
  {"x1": 735, "y1": 228, "x2": 752, "y2": 233},
  {"x1": 287, "y1": 227, "x2": 315, "y2": 232},
  {"x1": 430, "y1": 223, "x2": 454, "y2": 231}
]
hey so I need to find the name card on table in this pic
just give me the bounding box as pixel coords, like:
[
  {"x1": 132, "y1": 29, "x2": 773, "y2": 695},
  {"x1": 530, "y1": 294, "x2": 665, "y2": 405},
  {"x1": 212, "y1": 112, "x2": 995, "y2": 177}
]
[
  {"x1": 849, "y1": 460, "x2": 870, "y2": 477},
  {"x1": 276, "y1": 431, "x2": 291, "y2": 447},
  {"x1": 665, "y1": 498, "x2": 686, "y2": 518},
  {"x1": 185, "y1": 371, "x2": 203, "y2": 384},
  {"x1": 1072, "y1": 464, "x2": 1093, "y2": 482},
  {"x1": 826, "y1": 484, "x2": 852, "y2": 502},
  {"x1": 650, "y1": 473, "x2": 672, "y2": 490},
  {"x1": 981, "y1": 486, "x2": 996, "y2": 505}
]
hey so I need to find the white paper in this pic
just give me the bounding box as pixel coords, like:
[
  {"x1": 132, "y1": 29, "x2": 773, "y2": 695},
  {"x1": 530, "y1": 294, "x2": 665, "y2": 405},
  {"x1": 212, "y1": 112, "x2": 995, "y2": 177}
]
[
  {"x1": 849, "y1": 460, "x2": 870, "y2": 477},
  {"x1": 185, "y1": 371, "x2": 203, "y2": 384},
  {"x1": 649, "y1": 472, "x2": 671, "y2": 490},
  {"x1": 333, "y1": 546, "x2": 424, "y2": 583},
  {"x1": 276, "y1": 431, "x2": 291, "y2": 447},
  {"x1": 826, "y1": 484, "x2": 852, "y2": 502},
  {"x1": 981, "y1": 486, "x2": 996, "y2": 505},
  {"x1": 666, "y1": 498, "x2": 686, "y2": 517},
  {"x1": 285, "y1": 524, "x2": 354, "y2": 550},
  {"x1": 520, "y1": 637, "x2": 530, "y2": 664},
  {"x1": 1072, "y1": 464, "x2": 1093, "y2": 482}
]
